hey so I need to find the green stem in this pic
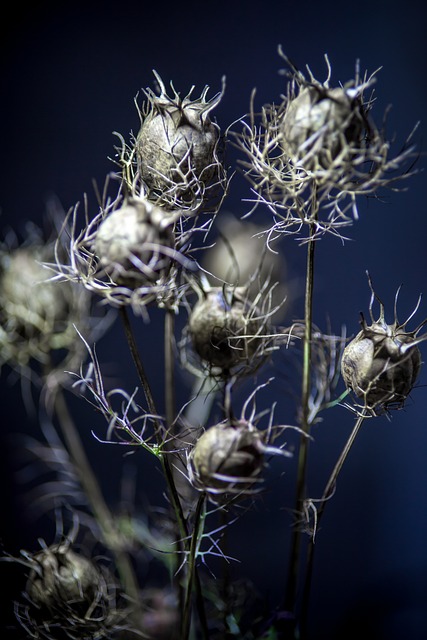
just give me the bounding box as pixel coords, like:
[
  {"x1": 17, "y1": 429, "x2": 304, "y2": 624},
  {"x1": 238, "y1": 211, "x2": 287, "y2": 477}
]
[
  {"x1": 299, "y1": 409, "x2": 368, "y2": 636},
  {"x1": 283, "y1": 222, "x2": 316, "y2": 626}
]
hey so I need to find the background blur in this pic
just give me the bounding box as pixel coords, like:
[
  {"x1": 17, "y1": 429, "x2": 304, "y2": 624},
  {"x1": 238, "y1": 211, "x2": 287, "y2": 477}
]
[{"x1": 1, "y1": 1, "x2": 427, "y2": 638}]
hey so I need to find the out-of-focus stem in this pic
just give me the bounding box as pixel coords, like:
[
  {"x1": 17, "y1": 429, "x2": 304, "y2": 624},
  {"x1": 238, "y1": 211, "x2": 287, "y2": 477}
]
[
  {"x1": 164, "y1": 307, "x2": 176, "y2": 432},
  {"x1": 181, "y1": 493, "x2": 206, "y2": 640},
  {"x1": 51, "y1": 387, "x2": 140, "y2": 604}
]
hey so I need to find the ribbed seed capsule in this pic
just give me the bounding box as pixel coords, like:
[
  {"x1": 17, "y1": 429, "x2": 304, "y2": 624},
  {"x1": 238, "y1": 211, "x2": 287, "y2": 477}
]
[
  {"x1": 135, "y1": 72, "x2": 224, "y2": 206},
  {"x1": 26, "y1": 545, "x2": 104, "y2": 611},
  {"x1": 341, "y1": 287, "x2": 426, "y2": 410},
  {"x1": 94, "y1": 198, "x2": 174, "y2": 288},
  {"x1": 280, "y1": 85, "x2": 364, "y2": 168},
  {"x1": 189, "y1": 420, "x2": 265, "y2": 498},
  {"x1": 188, "y1": 287, "x2": 266, "y2": 373}
]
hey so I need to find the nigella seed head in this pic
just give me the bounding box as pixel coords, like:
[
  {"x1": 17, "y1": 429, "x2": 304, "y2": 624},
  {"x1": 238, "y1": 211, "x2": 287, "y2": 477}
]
[
  {"x1": 26, "y1": 545, "x2": 102, "y2": 611},
  {"x1": 12, "y1": 541, "x2": 128, "y2": 639},
  {"x1": 341, "y1": 278, "x2": 427, "y2": 412},
  {"x1": 280, "y1": 85, "x2": 366, "y2": 169},
  {"x1": 135, "y1": 71, "x2": 226, "y2": 211},
  {"x1": 187, "y1": 286, "x2": 271, "y2": 376},
  {"x1": 188, "y1": 420, "x2": 266, "y2": 500},
  {"x1": 93, "y1": 197, "x2": 175, "y2": 289},
  {"x1": 0, "y1": 230, "x2": 90, "y2": 380}
]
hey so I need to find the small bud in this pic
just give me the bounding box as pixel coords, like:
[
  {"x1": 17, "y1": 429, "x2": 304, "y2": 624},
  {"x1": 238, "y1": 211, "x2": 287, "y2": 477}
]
[
  {"x1": 188, "y1": 287, "x2": 268, "y2": 374},
  {"x1": 94, "y1": 198, "x2": 174, "y2": 288},
  {"x1": 189, "y1": 420, "x2": 265, "y2": 498}
]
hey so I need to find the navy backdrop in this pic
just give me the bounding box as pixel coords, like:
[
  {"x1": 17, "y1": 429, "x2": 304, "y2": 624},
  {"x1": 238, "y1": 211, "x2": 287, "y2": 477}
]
[{"x1": 1, "y1": 2, "x2": 427, "y2": 638}]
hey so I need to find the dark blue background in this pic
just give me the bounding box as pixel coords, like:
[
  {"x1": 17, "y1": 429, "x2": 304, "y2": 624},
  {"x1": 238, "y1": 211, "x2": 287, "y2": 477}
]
[{"x1": 1, "y1": 1, "x2": 427, "y2": 638}]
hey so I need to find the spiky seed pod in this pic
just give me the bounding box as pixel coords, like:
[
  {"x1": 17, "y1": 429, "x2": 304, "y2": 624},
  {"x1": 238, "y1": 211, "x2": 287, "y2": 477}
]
[
  {"x1": 188, "y1": 287, "x2": 268, "y2": 374},
  {"x1": 26, "y1": 545, "x2": 102, "y2": 611},
  {"x1": 135, "y1": 72, "x2": 225, "y2": 209},
  {"x1": 341, "y1": 286, "x2": 427, "y2": 411},
  {"x1": 280, "y1": 85, "x2": 365, "y2": 169},
  {"x1": 94, "y1": 197, "x2": 174, "y2": 288},
  {"x1": 189, "y1": 420, "x2": 266, "y2": 499}
]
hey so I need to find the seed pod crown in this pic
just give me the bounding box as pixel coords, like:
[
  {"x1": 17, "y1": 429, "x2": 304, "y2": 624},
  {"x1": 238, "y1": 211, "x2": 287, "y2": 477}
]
[
  {"x1": 136, "y1": 71, "x2": 226, "y2": 211},
  {"x1": 341, "y1": 280, "x2": 427, "y2": 411}
]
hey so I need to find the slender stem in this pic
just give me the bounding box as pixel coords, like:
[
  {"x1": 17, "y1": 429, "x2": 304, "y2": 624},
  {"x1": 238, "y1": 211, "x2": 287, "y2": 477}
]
[
  {"x1": 119, "y1": 306, "x2": 158, "y2": 420},
  {"x1": 51, "y1": 387, "x2": 140, "y2": 604},
  {"x1": 164, "y1": 308, "x2": 176, "y2": 431},
  {"x1": 181, "y1": 493, "x2": 206, "y2": 640},
  {"x1": 300, "y1": 409, "x2": 369, "y2": 636},
  {"x1": 120, "y1": 305, "x2": 211, "y2": 635},
  {"x1": 283, "y1": 221, "x2": 317, "y2": 625}
]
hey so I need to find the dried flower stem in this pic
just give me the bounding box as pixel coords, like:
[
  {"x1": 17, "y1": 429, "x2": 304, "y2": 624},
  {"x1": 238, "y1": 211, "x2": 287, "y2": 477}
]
[
  {"x1": 284, "y1": 216, "x2": 317, "y2": 627},
  {"x1": 181, "y1": 493, "x2": 207, "y2": 640},
  {"x1": 164, "y1": 307, "x2": 176, "y2": 431},
  {"x1": 119, "y1": 305, "x2": 209, "y2": 636},
  {"x1": 300, "y1": 408, "x2": 369, "y2": 636}
]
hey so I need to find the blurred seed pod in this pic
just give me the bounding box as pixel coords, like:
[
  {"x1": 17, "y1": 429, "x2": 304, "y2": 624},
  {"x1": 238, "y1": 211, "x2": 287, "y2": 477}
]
[
  {"x1": 14, "y1": 542, "x2": 127, "y2": 639},
  {"x1": 0, "y1": 224, "x2": 91, "y2": 384},
  {"x1": 341, "y1": 280, "x2": 427, "y2": 412},
  {"x1": 201, "y1": 214, "x2": 288, "y2": 322},
  {"x1": 135, "y1": 71, "x2": 227, "y2": 213},
  {"x1": 188, "y1": 420, "x2": 266, "y2": 500},
  {"x1": 187, "y1": 285, "x2": 274, "y2": 377}
]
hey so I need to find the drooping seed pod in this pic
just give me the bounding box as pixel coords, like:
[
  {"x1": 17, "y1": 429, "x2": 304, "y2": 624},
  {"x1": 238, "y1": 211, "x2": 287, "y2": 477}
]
[
  {"x1": 135, "y1": 71, "x2": 225, "y2": 210},
  {"x1": 341, "y1": 282, "x2": 427, "y2": 411},
  {"x1": 280, "y1": 84, "x2": 365, "y2": 169},
  {"x1": 189, "y1": 420, "x2": 266, "y2": 499},
  {"x1": 188, "y1": 286, "x2": 270, "y2": 375},
  {"x1": 94, "y1": 197, "x2": 175, "y2": 288}
]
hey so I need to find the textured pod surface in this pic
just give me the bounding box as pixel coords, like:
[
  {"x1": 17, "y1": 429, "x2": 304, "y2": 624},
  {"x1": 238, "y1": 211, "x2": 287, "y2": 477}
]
[
  {"x1": 26, "y1": 545, "x2": 102, "y2": 610},
  {"x1": 280, "y1": 86, "x2": 364, "y2": 167},
  {"x1": 188, "y1": 288, "x2": 265, "y2": 372},
  {"x1": 341, "y1": 321, "x2": 422, "y2": 409},
  {"x1": 137, "y1": 102, "x2": 219, "y2": 187},
  {"x1": 94, "y1": 199, "x2": 174, "y2": 287},
  {"x1": 190, "y1": 421, "x2": 265, "y2": 495}
]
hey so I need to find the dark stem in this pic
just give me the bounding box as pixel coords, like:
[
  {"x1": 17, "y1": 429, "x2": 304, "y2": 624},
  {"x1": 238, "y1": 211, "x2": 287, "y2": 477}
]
[
  {"x1": 283, "y1": 221, "x2": 317, "y2": 629},
  {"x1": 299, "y1": 409, "x2": 368, "y2": 637},
  {"x1": 181, "y1": 493, "x2": 206, "y2": 640},
  {"x1": 50, "y1": 387, "x2": 140, "y2": 605},
  {"x1": 164, "y1": 307, "x2": 176, "y2": 431}
]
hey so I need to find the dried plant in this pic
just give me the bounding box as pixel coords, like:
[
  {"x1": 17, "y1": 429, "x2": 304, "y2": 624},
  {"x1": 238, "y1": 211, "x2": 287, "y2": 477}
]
[{"x1": 1, "y1": 49, "x2": 425, "y2": 640}]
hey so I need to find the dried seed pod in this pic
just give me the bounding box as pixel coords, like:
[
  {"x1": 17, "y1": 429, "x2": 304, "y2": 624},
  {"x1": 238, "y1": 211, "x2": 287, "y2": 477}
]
[
  {"x1": 189, "y1": 420, "x2": 266, "y2": 498},
  {"x1": 188, "y1": 287, "x2": 268, "y2": 374},
  {"x1": 14, "y1": 542, "x2": 127, "y2": 639},
  {"x1": 94, "y1": 197, "x2": 174, "y2": 288},
  {"x1": 0, "y1": 240, "x2": 90, "y2": 375},
  {"x1": 280, "y1": 85, "x2": 365, "y2": 168},
  {"x1": 135, "y1": 72, "x2": 224, "y2": 208},
  {"x1": 26, "y1": 545, "x2": 102, "y2": 611},
  {"x1": 341, "y1": 283, "x2": 426, "y2": 411}
]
